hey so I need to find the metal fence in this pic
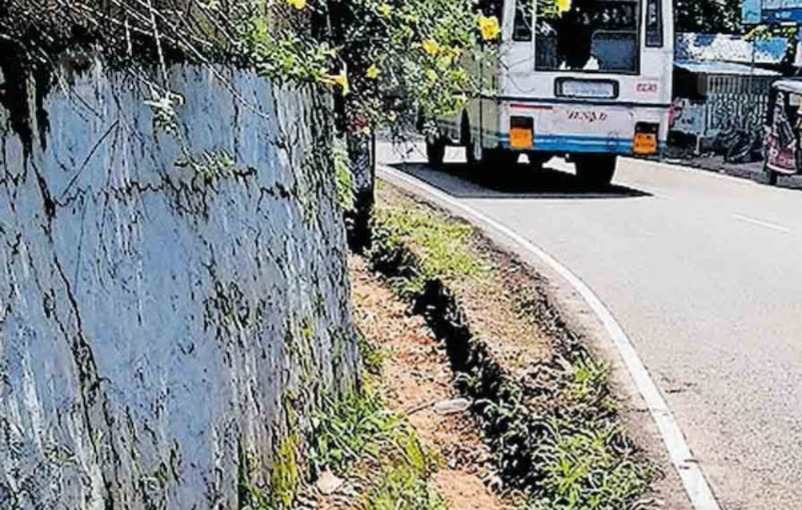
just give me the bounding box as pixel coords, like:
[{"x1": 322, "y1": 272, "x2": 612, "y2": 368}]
[{"x1": 704, "y1": 75, "x2": 776, "y2": 133}]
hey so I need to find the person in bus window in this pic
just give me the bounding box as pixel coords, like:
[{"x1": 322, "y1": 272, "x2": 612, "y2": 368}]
[
  {"x1": 476, "y1": 0, "x2": 504, "y2": 19},
  {"x1": 556, "y1": 0, "x2": 594, "y2": 69}
]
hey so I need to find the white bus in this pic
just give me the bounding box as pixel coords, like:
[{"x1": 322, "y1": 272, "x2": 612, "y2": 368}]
[{"x1": 427, "y1": 0, "x2": 674, "y2": 185}]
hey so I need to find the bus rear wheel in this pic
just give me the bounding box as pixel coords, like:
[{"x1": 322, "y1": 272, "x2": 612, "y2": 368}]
[
  {"x1": 467, "y1": 142, "x2": 518, "y2": 167},
  {"x1": 574, "y1": 154, "x2": 617, "y2": 187}
]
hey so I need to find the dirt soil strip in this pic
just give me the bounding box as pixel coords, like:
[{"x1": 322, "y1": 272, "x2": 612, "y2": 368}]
[
  {"x1": 363, "y1": 178, "x2": 693, "y2": 510},
  {"x1": 374, "y1": 168, "x2": 703, "y2": 510},
  {"x1": 349, "y1": 254, "x2": 508, "y2": 510}
]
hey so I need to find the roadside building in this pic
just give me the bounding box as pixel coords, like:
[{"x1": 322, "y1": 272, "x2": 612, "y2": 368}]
[{"x1": 671, "y1": 32, "x2": 787, "y2": 154}]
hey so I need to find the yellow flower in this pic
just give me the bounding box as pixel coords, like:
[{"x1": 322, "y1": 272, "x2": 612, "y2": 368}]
[
  {"x1": 422, "y1": 39, "x2": 440, "y2": 56},
  {"x1": 377, "y1": 3, "x2": 392, "y2": 17},
  {"x1": 478, "y1": 15, "x2": 500, "y2": 41},
  {"x1": 366, "y1": 64, "x2": 381, "y2": 79},
  {"x1": 286, "y1": 0, "x2": 306, "y2": 9},
  {"x1": 556, "y1": 0, "x2": 572, "y2": 13},
  {"x1": 321, "y1": 69, "x2": 349, "y2": 95},
  {"x1": 332, "y1": 71, "x2": 349, "y2": 95}
]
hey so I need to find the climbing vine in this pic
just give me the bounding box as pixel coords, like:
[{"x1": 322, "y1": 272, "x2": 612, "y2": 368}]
[
  {"x1": 245, "y1": 0, "x2": 500, "y2": 135},
  {"x1": 1, "y1": 0, "x2": 499, "y2": 138}
]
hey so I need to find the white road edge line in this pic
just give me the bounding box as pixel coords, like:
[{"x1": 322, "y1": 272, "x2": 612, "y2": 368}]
[
  {"x1": 378, "y1": 165, "x2": 721, "y2": 510},
  {"x1": 732, "y1": 213, "x2": 792, "y2": 233}
]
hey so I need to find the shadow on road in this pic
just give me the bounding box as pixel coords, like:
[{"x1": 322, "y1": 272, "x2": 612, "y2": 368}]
[{"x1": 389, "y1": 161, "x2": 652, "y2": 200}]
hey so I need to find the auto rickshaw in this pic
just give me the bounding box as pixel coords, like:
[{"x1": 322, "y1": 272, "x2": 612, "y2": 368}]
[{"x1": 763, "y1": 79, "x2": 802, "y2": 185}]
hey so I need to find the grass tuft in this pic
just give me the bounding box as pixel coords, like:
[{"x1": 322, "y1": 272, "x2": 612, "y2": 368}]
[
  {"x1": 363, "y1": 461, "x2": 447, "y2": 510},
  {"x1": 310, "y1": 388, "x2": 398, "y2": 473},
  {"x1": 310, "y1": 386, "x2": 445, "y2": 510},
  {"x1": 357, "y1": 330, "x2": 387, "y2": 376},
  {"x1": 522, "y1": 356, "x2": 656, "y2": 510},
  {"x1": 371, "y1": 206, "x2": 486, "y2": 296}
]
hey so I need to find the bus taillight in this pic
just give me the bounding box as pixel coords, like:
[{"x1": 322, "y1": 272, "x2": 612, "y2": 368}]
[
  {"x1": 633, "y1": 122, "x2": 659, "y2": 155},
  {"x1": 510, "y1": 116, "x2": 534, "y2": 150}
]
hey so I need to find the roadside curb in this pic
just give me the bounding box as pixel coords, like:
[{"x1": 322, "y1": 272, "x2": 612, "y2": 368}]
[{"x1": 375, "y1": 164, "x2": 720, "y2": 510}]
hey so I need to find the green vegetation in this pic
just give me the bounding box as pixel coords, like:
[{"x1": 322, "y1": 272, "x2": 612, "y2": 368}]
[
  {"x1": 357, "y1": 330, "x2": 387, "y2": 375},
  {"x1": 674, "y1": 0, "x2": 742, "y2": 32},
  {"x1": 5, "y1": 0, "x2": 500, "y2": 167},
  {"x1": 363, "y1": 462, "x2": 447, "y2": 510},
  {"x1": 175, "y1": 150, "x2": 247, "y2": 185},
  {"x1": 333, "y1": 142, "x2": 356, "y2": 211},
  {"x1": 240, "y1": 324, "x2": 444, "y2": 510},
  {"x1": 241, "y1": 384, "x2": 446, "y2": 510},
  {"x1": 369, "y1": 196, "x2": 657, "y2": 510},
  {"x1": 526, "y1": 419, "x2": 654, "y2": 510},
  {"x1": 239, "y1": 433, "x2": 301, "y2": 510},
  {"x1": 310, "y1": 389, "x2": 397, "y2": 472},
  {"x1": 310, "y1": 387, "x2": 444, "y2": 510},
  {"x1": 371, "y1": 205, "x2": 487, "y2": 296},
  {"x1": 523, "y1": 356, "x2": 655, "y2": 510},
  {"x1": 241, "y1": 0, "x2": 499, "y2": 134},
  {"x1": 270, "y1": 434, "x2": 302, "y2": 509},
  {"x1": 300, "y1": 316, "x2": 315, "y2": 342}
]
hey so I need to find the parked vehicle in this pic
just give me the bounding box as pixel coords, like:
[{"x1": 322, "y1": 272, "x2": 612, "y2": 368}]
[
  {"x1": 426, "y1": 0, "x2": 674, "y2": 185},
  {"x1": 713, "y1": 127, "x2": 763, "y2": 164},
  {"x1": 763, "y1": 79, "x2": 802, "y2": 185}
]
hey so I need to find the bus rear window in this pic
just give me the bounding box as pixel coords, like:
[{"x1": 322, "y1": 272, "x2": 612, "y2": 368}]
[
  {"x1": 535, "y1": 0, "x2": 640, "y2": 73},
  {"x1": 645, "y1": 0, "x2": 663, "y2": 47},
  {"x1": 513, "y1": 0, "x2": 534, "y2": 41}
]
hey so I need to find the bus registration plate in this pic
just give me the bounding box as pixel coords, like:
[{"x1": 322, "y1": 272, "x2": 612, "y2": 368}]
[{"x1": 557, "y1": 79, "x2": 617, "y2": 99}]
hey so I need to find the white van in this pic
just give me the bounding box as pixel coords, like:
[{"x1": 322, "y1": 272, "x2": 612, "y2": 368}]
[{"x1": 427, "y1": 0, "x2": 674, "y2": 185}]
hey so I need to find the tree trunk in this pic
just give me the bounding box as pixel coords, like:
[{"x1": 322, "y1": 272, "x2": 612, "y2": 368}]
[{"x1": 345, "y1": 131, "x2": 375, "y2": 253}]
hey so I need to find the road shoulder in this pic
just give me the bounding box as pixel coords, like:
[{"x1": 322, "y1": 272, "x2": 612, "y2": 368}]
[{"x1": 375, "y1": 166, "x2": 696, "y2": 510}]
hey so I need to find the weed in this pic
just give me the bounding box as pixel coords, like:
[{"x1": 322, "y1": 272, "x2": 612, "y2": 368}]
[
  {"x1": 240, "y1": 482, "x2": 277, "y2": 510},
  {"x1": 175, "y1": 149, "x2": 251, "y2": 184},
  {"x1": 371, "y1": 206, "x2": 485, "y2": 296},
  {"x1": 310, "y1": 387, "x2": 399, "y2": 473},
  {"x1": 333, "y1": 140, "x2": 355, "y2": 210},
  {"x1": 300, "y1": 316, "x2": 314, "y2": 341},
  {"x1": 145, "y1": 92, "x2": 182, "y2": 136},
  {"x1": 310, "y1": 384, "x2": 445, "y2": 510},
  {"x1": 362, "y1": 462, "x2": 446, "y2": 510},
  {"x1": 237, "y1": 433, "x2": 300, "y2": 510},
  {"x1": 357, "y1": 330, "x2": 387, "y2": 375},
  {"x1": 562, "y1": 355, "x2": 617, "y2": 419},
  {"x1": 525, "y1": 418, "x2": 654, "y2": 510}
]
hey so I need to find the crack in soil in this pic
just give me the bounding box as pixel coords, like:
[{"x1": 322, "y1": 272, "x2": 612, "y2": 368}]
[{"x1": 348, "y1": 255, "x2": 509, "y2": 510}]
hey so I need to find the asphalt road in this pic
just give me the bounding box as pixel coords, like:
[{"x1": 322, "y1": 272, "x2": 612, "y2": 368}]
[{"x1": 377, "y1": 141, "x2": 802, "y2": 510}]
